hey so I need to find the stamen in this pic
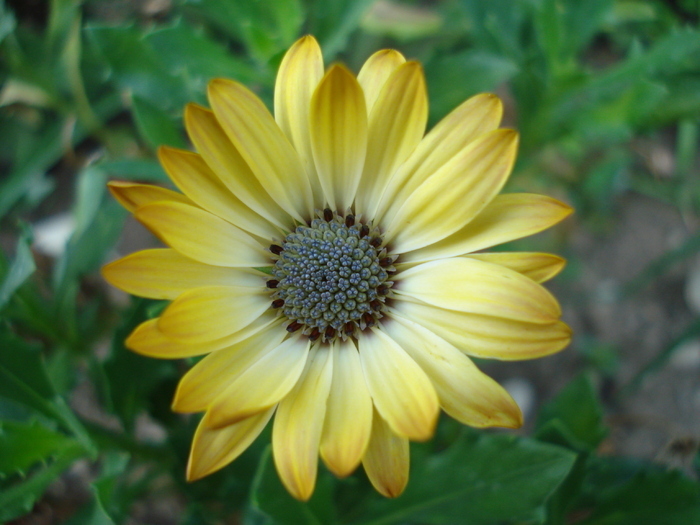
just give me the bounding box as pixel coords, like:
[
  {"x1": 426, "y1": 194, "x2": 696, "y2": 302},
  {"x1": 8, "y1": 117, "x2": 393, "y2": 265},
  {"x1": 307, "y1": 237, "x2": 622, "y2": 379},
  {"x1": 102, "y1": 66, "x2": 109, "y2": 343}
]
[
  {"x1": 266, "y1": 279, "x2": 279, "y2": 289},
  {"x1": 323, "y1": 208, "x2": 333, "y2": 222},
  {"x1": 359, "y1": 224, "x2": 369, "y2": 238},
  {"x1": 287, "y1": 321, "x2": 302, "y2": 333},
  {"x1": 270, "y1": 244, "x2": 283, "y2": 255},
  {"x1": 345, "y1": 214, "x2": 355, "y2": 227},
  {"x1": 309, "y1": 328, "x2": 321, "y2": 342},
  {"x1": 272, "y1": 299, "x2": 284, "y2": 308},
  {"x1": 370, "y1": 237, "x2": 382, "y2": 248}
]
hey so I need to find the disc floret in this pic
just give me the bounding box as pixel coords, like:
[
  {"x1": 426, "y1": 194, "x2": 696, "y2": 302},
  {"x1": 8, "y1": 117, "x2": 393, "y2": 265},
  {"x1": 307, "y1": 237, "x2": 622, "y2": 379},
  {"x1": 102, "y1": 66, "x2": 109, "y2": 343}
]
[{"x1": 269, "y1": 209, "x2": 395, "y2": 342}]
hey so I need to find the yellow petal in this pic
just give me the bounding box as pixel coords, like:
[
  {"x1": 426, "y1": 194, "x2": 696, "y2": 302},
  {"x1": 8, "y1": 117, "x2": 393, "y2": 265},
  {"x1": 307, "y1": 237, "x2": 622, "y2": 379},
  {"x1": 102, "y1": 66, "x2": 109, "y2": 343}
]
[
  {"x1": 402, "y1": 193, "x2": 573, "y2": 263},
  {"x1": 157, "y1": 285, "x2": 270, "y2": 343},
  {"x1": 135, "y1": 201, "x2": 269, "y2": 267},
  {"x1": 376, "y1": 93, "x2": 503, "y2": 224},
  {"x1": 184, "y1": 103, "x2": 291, "y2": 230},
  {"x1": 357, "y1": 49, "x2": 406, "y2": 114},
  {"x1": 355, "y1": 62, "x2": 428, "y2": 218},
  {"x1": 205, "y1": 335, "x2": 310, "y2": 428},
  {"x1": 273, "y1": 345, "x2": 333, "y2": 502},
  {"x1": 107, "y1": 181, "x2": 193, "y2": 213},
  {"x1": 361, "y1": 409, "x2": 409, "y2": 498},
  {"x1": 393, "y1": 300, "x2": 572, "y2": 360},
  {"x1": 385, "y1": 129, "x2": 518, "y2": 253},
  {"x1": 309, "y1": 64, "x2": 368, "y2": 212},
  {"x1": 467, "y1": 252, "x2": 566, "y2": 283},
  {"x1": 102, "y1": 248, "x2": 265, "y2": 300},
  {"x1": 395, "y1": 257, "x2": 561, "y2": 324},
  {"x1": 386, "y1": 315, "x2": 523, "y2": 428},
  {"x1": 173, "y1": 323, "x2": 286, "y2": 413},
  {"x1": 158, "y1": 146, "x2": 280, "y2": 240},
  {"x1": 127, "y1": 311, "x2": 278, "y2": 359},
  {"x1": 187, "y1": 407, "x2": 275, "y2": 481},
  {"x1": 358, "y1": 328, "x2": 438, "y2": 441},
  {"x1": 274, "y1": 35, "x2": 325, "y2": 209},
  {"x1": 320, "y1": 339, "x2": 372, "y2": 477},
  {"x1": 208, "y1": 79, "x2": 314, "y2": 222}
]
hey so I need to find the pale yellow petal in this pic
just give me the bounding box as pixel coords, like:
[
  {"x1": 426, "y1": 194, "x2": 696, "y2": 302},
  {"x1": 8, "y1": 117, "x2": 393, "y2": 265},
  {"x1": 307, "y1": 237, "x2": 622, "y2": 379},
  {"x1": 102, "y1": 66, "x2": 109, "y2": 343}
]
[
  {"x1": 309, "y1": 65, "x2": 368, "y2": 212},
  {"x1": 392, "y1": 300, "x2": 572, "y2": 360},
  {"x1": 127, "y1": 311, "x2": 278, "y2": 359},
  {"x1": 158, "y1": 146, "x2": 280, "y2": 240},
  {"x1": 395, "y1": 257, "x2": 561, "y2": 324},
  {"x1": 386, "y1": 315, "x2": 523, "y2": 428},
  {"x1": 273, "y1": 345, "x2": 333, "y2": 502},
  {"x1": 157, "y1": 285, "x2": 270, "y2": 343},
  {"x1": 208, "y1": 79, "x2": 314, "y2": 222},
  {"x1": 184, "y1": 103, "x2": 291, "y2": 230},
  {"x1": 172, "y1": 321, "x2": 285, "y2": 412},
  {"x1": 274, "y1": 35, "x2": 325, "y2": 209},
  {"x1": 102, "y1": 248, "x2": 265, "y2": 300},
  {"x1": 355, "y1": 62, "x2": 428, "y2": 218},
  {"x1": 358, "y1": 328, "x2": 438, "y2": 441},
  {"x1": 385, "y1": 129, "x2": 518, "y2": 253},
  {"x1": 376, "y1": 93, "x2": 503, "y2": 224},
  {"x1": 320, "y1": 339, "x2": 372, "y2": 477},
  {"x1": 187, "y1": 407, "x2": 274, "y2": 481},
  {"x1": 357, "y1": 49, "x2": 406, "y2": 114},
  {"x1": 205, "y1": 335, "x2": 310, "y2": 428},
  {"x1": 467, "y1": 252, "x2": 566, "y2": 283},
  {"x1": 402, "y1": 193, "x2": 573, "y2": 263},
  {"x1": 361, "y1": 409, "x2": 409, "y2": 498},
  {"x1": 107, "y1": 181, "x2": 193, "y2": 213},
  {"x1": 135, "y1": 201, "x2": 269, "y2": 267}
]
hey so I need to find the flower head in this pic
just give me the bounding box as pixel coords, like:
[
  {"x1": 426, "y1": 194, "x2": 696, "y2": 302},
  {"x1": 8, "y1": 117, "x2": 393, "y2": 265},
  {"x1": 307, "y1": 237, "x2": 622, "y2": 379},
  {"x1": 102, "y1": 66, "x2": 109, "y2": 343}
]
[{"x1": 102, "y1": 35, "x2": 572, "y2": 501}]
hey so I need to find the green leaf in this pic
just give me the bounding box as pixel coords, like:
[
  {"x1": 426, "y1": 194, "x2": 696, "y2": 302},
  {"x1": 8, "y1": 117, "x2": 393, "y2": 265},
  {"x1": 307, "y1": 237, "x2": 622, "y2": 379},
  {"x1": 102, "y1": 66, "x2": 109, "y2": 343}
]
[
  {"x1": 182, "y1": 0, "x2": 304, "y2": 64},
  {"x1": 424, "y1": 50, "x2": 518, "y2": 123},
  {"x1": 0, "y1": 231, "x2": 36, "y2": 310},
  {"x1": 307, "y1": 0, "x2": 377, "y2": 60},
  {"x1": 145, "y1": 21, "x2": 263, "y2": 86},
  {"x1": 63, "y1": 485, "x2": 116, "y2": 525},
  {"x1": 536, "y1": 374, "x2": 608, "y2": 452},
  {"x1": 86, "y1": 25, "x2": 190, "y2": 111},
  {"x1": 0, "y1": 0, "x2": 16, "y2": 45},
  {"x1": 131, "y1": 95, "x2": 186, "y2": 150},
  {"x1": 249, "y1": 446, "x2": 337, "y2": 525},
  {"x1": 0, "y1": 93, "x2": 122, "y2": 218},
  {"x1": 99, "y1": 159, "x2": 169, "y2": 183},
  {"x1": 0, "y1": 328, "x2": 95, "y2": 453},
  {"x1": 0, "y1": 419, "x2": 77, "y2": 476},
  {"x1": 0, "y1": 440, "x2": 85, "y2": 521},
  {"x1": 101, "y1": 299, "x2": 175, "y2": 432},
  {"x1": 579, "y1": 469, "x2": 700, "y2": 525},
  {"x1": 351, "y1": 432, "x2": 576, "y2": 525}
]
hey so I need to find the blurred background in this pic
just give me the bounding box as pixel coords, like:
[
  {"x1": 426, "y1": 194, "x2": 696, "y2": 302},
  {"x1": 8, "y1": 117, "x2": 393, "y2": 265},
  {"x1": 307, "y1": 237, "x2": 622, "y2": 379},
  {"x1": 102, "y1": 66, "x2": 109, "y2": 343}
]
[{"x1": 1, "y1": 0, "x2": 699, "y2": 523}]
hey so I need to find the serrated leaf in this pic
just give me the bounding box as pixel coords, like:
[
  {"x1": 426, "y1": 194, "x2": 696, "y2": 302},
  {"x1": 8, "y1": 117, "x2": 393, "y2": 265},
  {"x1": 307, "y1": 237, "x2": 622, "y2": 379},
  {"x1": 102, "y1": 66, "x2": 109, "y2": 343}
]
[
  {"x1": 145, "y1": 22, "x2": 262, "y2": 86},
  {"x1": 350, "y1": 432, "x2": 576, "y2": 525},
  {"x1": 182, "y1": 0, "x2": 303, "y2": 64},
  {"x1": 579, "y1": 468, "x2": 700, "y2": 525},
  {"x1": 0, "y1": 420, "x2": 76, "y2": 476},
  {"x1": 131, "y1": 95, "x2": 186, "y2": 150},
  {"x1": 86, "y1": 25, "x2": 190, "y2": 111},
  {"x1": 0, "y1": 440, "x2": 85, "y2": 522}
]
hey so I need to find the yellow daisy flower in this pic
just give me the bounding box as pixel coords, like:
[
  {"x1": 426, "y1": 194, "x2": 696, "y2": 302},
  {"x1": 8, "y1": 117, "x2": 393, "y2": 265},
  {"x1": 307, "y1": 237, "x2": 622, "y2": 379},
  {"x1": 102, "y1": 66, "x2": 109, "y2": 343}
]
[{"x1": 102, "y1": 35, "x2": 572, "y2": 501}]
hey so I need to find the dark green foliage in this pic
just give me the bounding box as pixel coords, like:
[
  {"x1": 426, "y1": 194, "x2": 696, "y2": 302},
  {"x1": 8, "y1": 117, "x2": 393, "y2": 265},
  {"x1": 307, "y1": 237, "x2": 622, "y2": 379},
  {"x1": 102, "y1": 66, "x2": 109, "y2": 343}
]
[{"x1": 1, "y1": 0, "x2": 699, "y2": 522}]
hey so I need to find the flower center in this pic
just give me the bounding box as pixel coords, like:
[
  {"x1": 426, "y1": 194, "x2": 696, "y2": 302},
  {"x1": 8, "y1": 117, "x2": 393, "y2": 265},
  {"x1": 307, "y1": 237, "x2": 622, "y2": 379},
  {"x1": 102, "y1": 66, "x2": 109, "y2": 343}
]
[{"x1": 268, "y1": 209, "x2": 394, "y2": 343}]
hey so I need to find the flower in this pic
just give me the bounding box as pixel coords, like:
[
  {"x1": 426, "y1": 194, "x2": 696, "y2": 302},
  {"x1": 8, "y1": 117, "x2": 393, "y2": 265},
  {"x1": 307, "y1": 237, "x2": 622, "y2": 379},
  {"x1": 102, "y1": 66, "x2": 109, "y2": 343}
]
[{"x1": 102, "y1": 35, "x2": 572, "y2": 501}]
